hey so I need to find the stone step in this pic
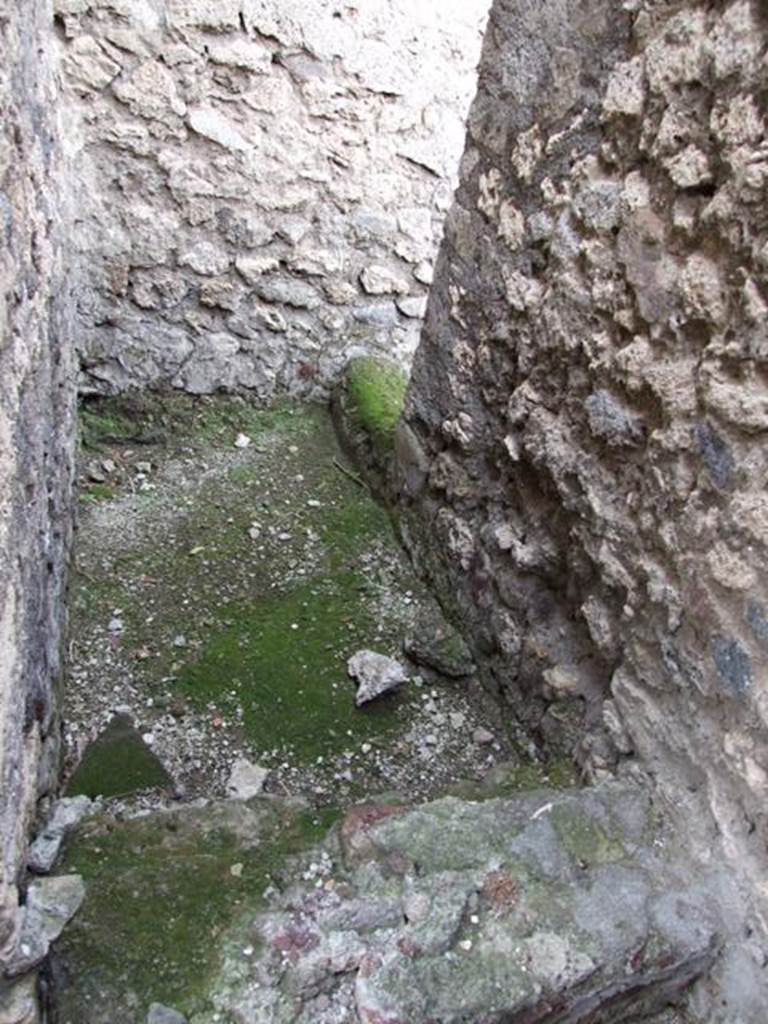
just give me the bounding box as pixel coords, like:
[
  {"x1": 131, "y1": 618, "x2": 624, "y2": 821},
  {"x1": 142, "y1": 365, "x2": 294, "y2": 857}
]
[{"x1": 205, "y1": 781, "x2": 718, "y2": 1023}]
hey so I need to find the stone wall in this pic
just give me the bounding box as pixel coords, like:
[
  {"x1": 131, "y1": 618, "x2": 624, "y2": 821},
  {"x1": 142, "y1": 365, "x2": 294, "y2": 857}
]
[
  {"x1": 399, "y1": 0, "x2": 768, "y2": 1015},
  {"x1": 0, "y1": 0, "x2": 74, "y2": 998},
  {"x1": 55, "y1": 0, "x2": 489, "y2": 397}
]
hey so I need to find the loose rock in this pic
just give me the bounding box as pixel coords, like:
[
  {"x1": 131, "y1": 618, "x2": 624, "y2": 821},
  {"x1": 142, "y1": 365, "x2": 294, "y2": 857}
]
[
  {"x1": 348, "y1": 650, "x2": 409, "y2": 706},
  {"x1": 227, "y1": 757, "x2": 269, "y2": 800},
  {"x1": 28, "y1": 796, "x2": 93, "y2": 874}
]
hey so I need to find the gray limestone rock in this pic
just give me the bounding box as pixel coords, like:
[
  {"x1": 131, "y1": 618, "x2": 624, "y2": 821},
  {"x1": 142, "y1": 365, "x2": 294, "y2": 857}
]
[
  {"x1": 28, "y1": 796, "x2": 93, "y2": 874},
  {"x1": 348, "y1": 650, "x2": 409, "y2": 706},
  {"x1": 254, "y1": 278, "x2": 321, "y2": 311},
  {"x1": 6, "y1": 876, "x2": 85, "y2": 976},
  {"x1": 226, "y1": 758, "x2": 269, "y2": 800}
]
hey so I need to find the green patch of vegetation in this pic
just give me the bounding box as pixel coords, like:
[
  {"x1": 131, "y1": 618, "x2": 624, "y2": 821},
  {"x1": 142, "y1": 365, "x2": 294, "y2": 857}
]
[
  {"x1": 79, "y1": 391, "x2": 313, "y2": 454},
  {"x1": 67, "y1": 715, "x2": 171, "y2": 799},
  {"x1": 81, "y1": 483, "x2": 117, "y2": 503},
  {"x1": 56, "y1": 801, "x2": 341, "y2": 1022},
  {"x1": 345, "y1": 357, "x2": 408, "y2": 450},
  {"x1": 72, "y1": 399, "x2": 411, "y2": 765},
  {"x1": 79, "y1": 406, "x2": 141, "y2": 451},
  {"x1": 177, "y1": 570, "x2": 405, "y2": 760}
]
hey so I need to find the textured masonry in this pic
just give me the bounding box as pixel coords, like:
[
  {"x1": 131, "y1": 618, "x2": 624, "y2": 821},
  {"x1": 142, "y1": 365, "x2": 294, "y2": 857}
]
[
  {"x1": 54, "y1": 0, "x2": 490, "y2": 397},
  {"x1": 399, "y1": 0, "x2": 768, "y2": 1016},
  {"x1": 0, "y1": 0, "x2": 75, "y2": 1003}
]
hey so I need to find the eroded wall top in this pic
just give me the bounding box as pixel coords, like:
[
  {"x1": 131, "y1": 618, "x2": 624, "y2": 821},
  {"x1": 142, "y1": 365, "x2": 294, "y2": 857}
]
[{"x1": 56, "y1": 0, "x2": 490, "y2": 396}]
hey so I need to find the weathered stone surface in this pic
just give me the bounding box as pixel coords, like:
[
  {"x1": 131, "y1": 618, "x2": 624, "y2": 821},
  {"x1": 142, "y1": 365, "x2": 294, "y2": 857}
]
[
  {"x1": 27, "y1": 798, "x2": 93, "y2": 875},
  {"x1": 0, "y1": 974, "x2": 38, "y2": 1024},
  {"x1": 348, "y1": 651, "x2": 409, "y2": 706},
  {"x1": 55, "y1": 0, "x2": 491, "y2": 398},
  {"x1": 199, "y1": 782, "x2": 719, "y2": 1023},
  {"x1": 0, "y1": 0, "x2": 75, "y2": 988},
  {"x1": 226, "y1": 757, "x2": 268, "y2": 800},
  {"x1": 404, "y1": 611, "x2": 475, "y2": 679},
  {"x1": 6, "y1": 876, "x2": 85, "y2": 976},
  {"x1": 399, "y1": 0, "x2": 768, "y2": 1018}
]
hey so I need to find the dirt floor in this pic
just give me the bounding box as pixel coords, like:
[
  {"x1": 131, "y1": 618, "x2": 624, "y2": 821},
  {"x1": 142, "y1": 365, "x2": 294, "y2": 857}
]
[{"x1": 65, "y1": 393, "x2": 571, "y2": 818}]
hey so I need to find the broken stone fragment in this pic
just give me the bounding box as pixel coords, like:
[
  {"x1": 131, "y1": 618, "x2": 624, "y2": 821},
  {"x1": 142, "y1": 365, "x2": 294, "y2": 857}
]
[
  {"x1": 178, "y1": 241, "x2": 230, "y2": 277},
  {"x1": 584, "y1": 389, "x2": 645, "y2": 447},
  {"x1": 187, "y1": 105, "x2": 250, "y2": 152},
  {"x1": 28, "y1": 796, "x2": 93, "y2": 874},
  {"x1": 6, "y1": 875, "x2": 85, "y2": 976},
  {"x1": 86, "y1": 460, "x2": 107, "y2": 483},
  {"x1": 226, "y1": 757, "x2": 269, "y2": 800},
  {"x1": 348, "y1": 650, "x2": 409, "y2": 706},
  {"x1": 413, "y1": 261, "x2": 434, "y2": 285},
  {"x1": 472, "y1": 726, "x2": 495, "y2": 746}
]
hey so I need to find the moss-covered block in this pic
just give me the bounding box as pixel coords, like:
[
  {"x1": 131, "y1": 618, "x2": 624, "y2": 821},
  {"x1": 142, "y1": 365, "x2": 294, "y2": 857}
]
[
  {"x1": 67, "y1": 715, "x2": 171, "y2": 799},
  {"x1": 344, "y1": 356, "x2": 408, "y2": 450}
]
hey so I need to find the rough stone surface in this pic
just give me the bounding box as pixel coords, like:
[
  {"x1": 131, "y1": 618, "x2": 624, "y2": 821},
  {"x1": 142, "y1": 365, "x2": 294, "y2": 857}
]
[
  {"x1": 54, "y1": 0, "x2": 491, "y2": 398},
  {"x1": 199, "y1": 783, "x2": 718, "y2": 1023},
  {"x1": 348, "y1": 650, "x2": 409, "y2": 706},
  {"x1": 6, "y1": 875, "x2": 85, "y2": 977},
  {"x1": 0, "y1": 0, "x2": 75, "y2": 988},
  {"x1": 226, "y1": 757, "x2": 269, "y2": 800},
  {"x1": 27, "y1": 797, "x2": 93, "y2": 875},
  {"x1": 398, "y1": 0, "x2": 768, "y2": 1018}
]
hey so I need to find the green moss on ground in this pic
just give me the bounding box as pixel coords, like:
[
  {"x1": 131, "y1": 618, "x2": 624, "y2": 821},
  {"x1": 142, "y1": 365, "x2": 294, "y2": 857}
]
[
  {"x1": 67, "y1": 715, "x2": 171, "y2": 799},
  {"x1": 79, "y1": 391, "x2": 310, "y2": 452},
  {"x1": 56, "y1": 801, "x2": 341, "y2": 1023},
  {"x1": 70, "y1": 401, "x2": 420, "y2": 784},
  {"x1": 345, "y1": 357, "x2": 407, "y2": 450},
  {"x1": 178, "y1": 574, "x2": 403, "y2": 760}
]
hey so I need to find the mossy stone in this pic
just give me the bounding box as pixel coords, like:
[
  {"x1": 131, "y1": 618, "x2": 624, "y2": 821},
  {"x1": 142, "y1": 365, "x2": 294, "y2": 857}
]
[
  {"x1": 66, "y1": 714, "x2": 171, "y2": 799},
  {"x1": 344, "y1": 356, "x2": 408, "y2": 450}
]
